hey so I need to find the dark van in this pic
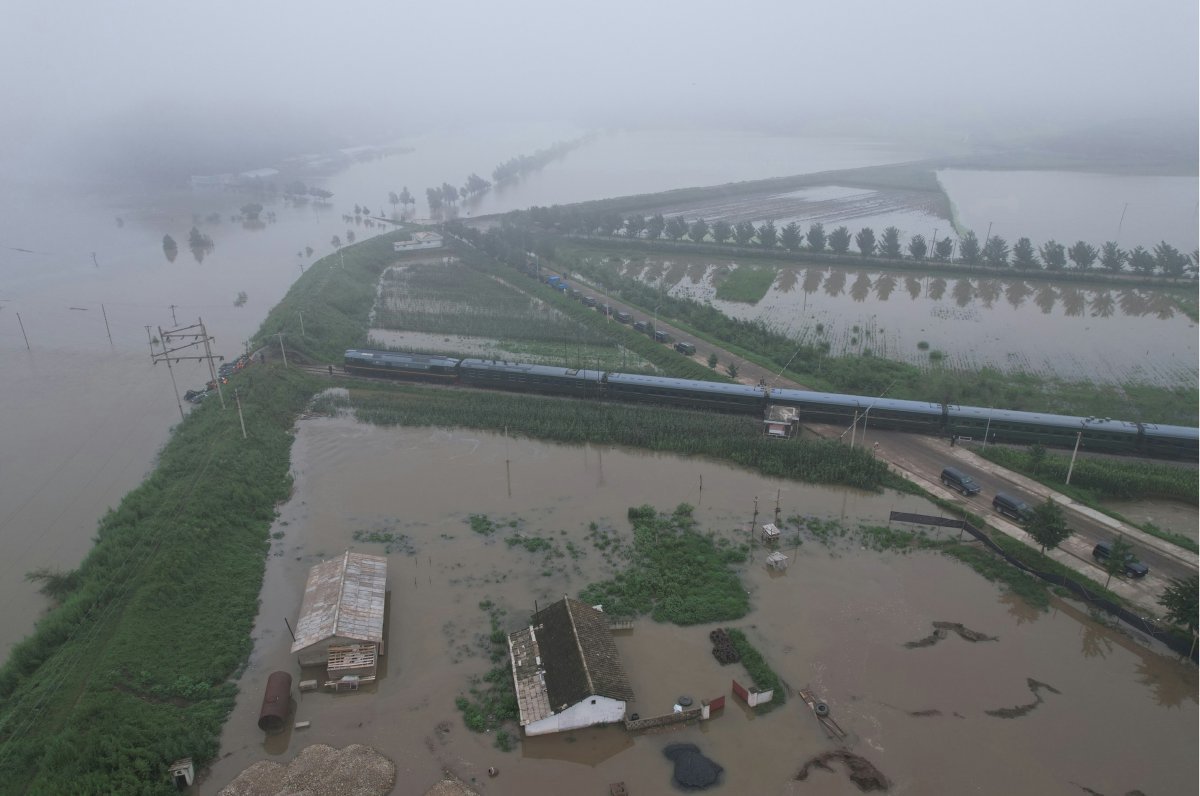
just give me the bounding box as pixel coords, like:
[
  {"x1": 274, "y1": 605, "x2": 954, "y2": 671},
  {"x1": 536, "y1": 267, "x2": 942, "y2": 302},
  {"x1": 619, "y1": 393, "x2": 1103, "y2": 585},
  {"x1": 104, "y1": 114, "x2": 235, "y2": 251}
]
[
  {"x1": 1092, "y1": 542, "x2": 1149, "y2": 578},
  {"x1": 674, "y1": 342, "x2": 696, "y2": 356},
  {"x1": 992, "y1": 493, "x2": 1033, "y2": 523},
  {"x1": 940, "y1": 467, "x2": 981, "y2": 496},
  {"x1": 632, "y1": 321, "x2": 648, "y2": 333},
  {"x1": 654, "y1": 330, "x2": 673, "y2": 343},
  {"x1": 582, "y1": 296, "x2": 597, "y2": 307},
  {"x1": 614, "y1": 311, "x2": 632, "y2": 324}
]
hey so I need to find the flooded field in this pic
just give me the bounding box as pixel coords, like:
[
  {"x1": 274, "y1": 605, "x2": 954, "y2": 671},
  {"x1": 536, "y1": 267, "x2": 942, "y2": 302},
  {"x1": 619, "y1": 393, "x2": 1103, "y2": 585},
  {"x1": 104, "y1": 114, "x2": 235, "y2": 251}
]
[
  {"x1": 206, "y1": 416, "x2": 1196, "y2": 795},
  {"x1": 937, "y1": 169, "x2": 1199, "y2": 253},
  {"x1": 606, "y1": 257, "x2": 1198, "y2": 387}
]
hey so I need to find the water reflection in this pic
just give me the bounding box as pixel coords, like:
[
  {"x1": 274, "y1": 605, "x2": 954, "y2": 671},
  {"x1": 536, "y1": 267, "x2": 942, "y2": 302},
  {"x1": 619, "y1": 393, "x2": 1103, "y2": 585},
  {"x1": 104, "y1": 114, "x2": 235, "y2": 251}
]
[
  {"x1": 1034, "y1": 285, "x2": 1057, "y2": 314},
  {"x1": 905, "y1": 276, "x2": 921, "y2": 300},
  {"x1": 802, "y1": 267, "x2": 823, "y2": 294},
  {"x1": 850, "y1": 272, "x2": 872, "y2": 302},
  {"x1": 952, "y1": 278, "x2": 973, "y2": 306},
  {"x1": 1059, "y1": 286, "x2": 1086, "y2": 317},
  {"x1": 928, "y1": 277, "x2": 947, "y2": 301},
  {"x1": 1004, "y1": 280, "x2": 1033, "y2": 309},
  {"x1": 999, "y1": 590, "x2": 1043, "y2": 625},
  {"x1": 823, "y1": 270, "x2": 846, "y2": 296},
  {"x1": 777, "y1": 267, "x2": 799, "y2": 293},
  {"x1": 875, "y1": 273, "x2": 897, "y2": 301},
  {"x1": 1089, "y1": 291, "x2": 1115, "y2": 318}
]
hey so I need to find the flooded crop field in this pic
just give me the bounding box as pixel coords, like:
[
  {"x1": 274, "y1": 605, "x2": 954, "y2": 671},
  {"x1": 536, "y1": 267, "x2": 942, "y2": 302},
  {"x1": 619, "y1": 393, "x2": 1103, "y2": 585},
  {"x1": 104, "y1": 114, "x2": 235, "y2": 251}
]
[
  {"x1": 206, "y1": 415, "x2": 1196, "y2": 795},
  {"x1": 604, "y1": 256, "x2": 1198, "y2": 388}
]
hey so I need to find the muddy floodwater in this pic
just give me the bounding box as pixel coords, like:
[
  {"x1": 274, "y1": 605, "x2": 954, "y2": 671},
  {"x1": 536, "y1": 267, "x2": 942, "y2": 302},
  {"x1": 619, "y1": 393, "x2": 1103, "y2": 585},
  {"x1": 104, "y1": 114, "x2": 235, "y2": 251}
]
[
  {"x1": 206, "y1": 415, "x2": 1196, "y2": 795},
  {"x1": 609, "y1": 257, "x2": 1198, "y2": 387}
]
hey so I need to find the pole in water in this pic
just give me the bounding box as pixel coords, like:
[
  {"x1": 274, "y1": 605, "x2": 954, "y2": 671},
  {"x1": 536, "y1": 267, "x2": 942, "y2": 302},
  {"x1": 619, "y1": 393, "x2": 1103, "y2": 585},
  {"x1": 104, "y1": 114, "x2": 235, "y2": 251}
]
[
  {"x1": 16, "y1": 312, "x2": 30, "y2": 350},
  {"x1": 101, "y1": 304, "x2": 113, "y2": 345},
  {"x1": 91, "y1": 252, "x2": 99, "y2": 268},
  {"x1": 283, "y1": 617, "x2": 296, "y2": 642}
]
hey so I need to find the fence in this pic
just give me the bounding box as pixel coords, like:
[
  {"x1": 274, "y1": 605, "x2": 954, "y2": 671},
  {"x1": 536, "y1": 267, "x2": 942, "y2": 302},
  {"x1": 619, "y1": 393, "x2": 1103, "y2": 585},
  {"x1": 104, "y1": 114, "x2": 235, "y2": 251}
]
[{"x1": 889, "y1": 512, "x2": 1197, "y2": 661}]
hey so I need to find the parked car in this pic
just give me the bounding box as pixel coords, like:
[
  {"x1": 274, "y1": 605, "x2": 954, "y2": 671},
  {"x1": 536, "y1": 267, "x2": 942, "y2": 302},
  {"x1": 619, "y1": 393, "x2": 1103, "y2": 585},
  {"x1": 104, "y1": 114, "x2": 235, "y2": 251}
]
[
  {"x1": 654, "y1": 330, "x2": 673, "y2": 343},
  {"x1": 674, "y1": 342, "x2": 696, "y2": 356},
  {"x1": 940, "y1": 467, "x2": 981, "y2": 496},
  {"x1": 992, "y1": 493, "x2": 1034, "y2": 523},
  {"x1": 632, "y1": 321, "x2": 648, "y2": 333},
  {"x1": 1092, "y1": 542, "x2": 1150, "y2": 578},
  {"x1": 614, "y1": 311, "x2": 632, "y2": 324},
  {"x1": 582, "y1": 296, "x2": 597, "y2": 307}
]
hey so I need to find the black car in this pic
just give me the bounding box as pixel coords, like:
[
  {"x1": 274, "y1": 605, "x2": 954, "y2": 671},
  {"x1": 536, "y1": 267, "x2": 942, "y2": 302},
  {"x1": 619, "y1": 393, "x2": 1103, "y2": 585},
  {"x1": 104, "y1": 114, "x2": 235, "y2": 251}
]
[
  {"x1": 940, "y1": 467, "x2": 981, "y2": 496},
  {"x1": 992, "y1": 493, "x2": 1034, "y2": 523},
  {"x1": 1092, "y1": 542, "x2": 1150, "y2": 578}
]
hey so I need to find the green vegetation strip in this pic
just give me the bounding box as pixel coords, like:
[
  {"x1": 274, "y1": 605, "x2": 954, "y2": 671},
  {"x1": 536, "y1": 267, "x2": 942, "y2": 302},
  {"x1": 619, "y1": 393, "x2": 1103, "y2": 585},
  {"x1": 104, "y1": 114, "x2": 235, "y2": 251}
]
[
  {"x1": 0, "y1": 365, "x2": 317, "y2": 792},
  {"x1": 333, "y1": 383, "x2": 900, "y2": 492},
  {"x1": 714, "y1": 265, "x2": 777, "y2": 303},
  {"x1": 580, "y1": 505, "x2": 749, "y2": 625},
  {"x1": 975, "y1": 446, "x2": 1198, "y2": 553},
  {"x1": 454, "y1": 600, "x2": 520, "y2": 752},
  {"x1": 725, "y1": 629, "x2": 786, "y2": 713}
]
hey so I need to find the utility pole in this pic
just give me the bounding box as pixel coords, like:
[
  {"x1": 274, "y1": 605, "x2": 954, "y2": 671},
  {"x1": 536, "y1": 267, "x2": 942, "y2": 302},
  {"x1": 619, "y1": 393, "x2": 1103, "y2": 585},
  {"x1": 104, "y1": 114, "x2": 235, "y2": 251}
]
[
  {"x1": 297, "y1": 310, "x2": 306, "y2": 338},
  {"x1": 1066, "y1": 431, "x2": 1083, "y2": 485},
  {"x1": 277, "y1": 333, "x2": 288, "y2": 368},
  {"x1": 199, "y1": 317, "x2": 225, "y2": 409},
  {"x1": 169, "y1": 304, "x2": 178, "y2": 325},
  {"x1": 151, "y1": 320, "x2": 224, "y2": 416},
  {"x1": 16, "y1": 312, "x2": 30, "y2": 350},
  {"x1": 157, "y1": 326, "x2": 186, "y2": 422},
  {"x1": 234, "y1": 389, "x2": 247, "y2": 439},
  {"x1": 101, "y1": 303, "x2": 113, "y2": 346}
]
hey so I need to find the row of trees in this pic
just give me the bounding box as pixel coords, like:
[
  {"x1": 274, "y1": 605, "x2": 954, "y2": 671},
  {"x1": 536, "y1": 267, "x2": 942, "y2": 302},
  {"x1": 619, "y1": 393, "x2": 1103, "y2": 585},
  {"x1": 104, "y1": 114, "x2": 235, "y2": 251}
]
[
  {"x1": 492, "y1": 135, "x2": 591, "y2": 184},
  {"x1": 423, "y1": 174, "x2": 493, "y2": 213},
  {"x1": 522, "y1": 204, "x2": 1195, "y2": 278}
]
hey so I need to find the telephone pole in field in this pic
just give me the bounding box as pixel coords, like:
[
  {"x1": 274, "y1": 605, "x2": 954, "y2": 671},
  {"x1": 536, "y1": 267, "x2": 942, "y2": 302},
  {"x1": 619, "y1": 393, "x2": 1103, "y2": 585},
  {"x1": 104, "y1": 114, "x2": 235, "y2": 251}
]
[{"x1": 151, "y1": 318, "x2": 226, "y2": 415}]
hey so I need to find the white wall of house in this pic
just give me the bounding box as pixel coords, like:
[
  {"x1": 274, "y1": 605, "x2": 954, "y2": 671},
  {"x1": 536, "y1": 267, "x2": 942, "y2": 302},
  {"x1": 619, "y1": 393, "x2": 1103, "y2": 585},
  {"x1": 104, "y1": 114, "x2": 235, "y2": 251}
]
[{"x1": 524, "y1": 695, "x2": 625, "y2": 736}]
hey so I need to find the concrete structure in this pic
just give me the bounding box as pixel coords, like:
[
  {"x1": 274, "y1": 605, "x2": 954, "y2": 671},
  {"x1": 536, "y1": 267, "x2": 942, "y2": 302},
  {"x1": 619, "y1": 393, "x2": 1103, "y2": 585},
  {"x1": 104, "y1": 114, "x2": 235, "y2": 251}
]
[
  {"x1": 508, "y1": 597, "x2": 634, "y2": 737},
  {"x1": 764, "y1": 405, "x2": 799, "y2": 438},
  {"x1": 291, "y1": 551, "x2": 387, "y2": 678},
  {"x1": 393, "y1": 232, "x2": 443, "y2": 251}
]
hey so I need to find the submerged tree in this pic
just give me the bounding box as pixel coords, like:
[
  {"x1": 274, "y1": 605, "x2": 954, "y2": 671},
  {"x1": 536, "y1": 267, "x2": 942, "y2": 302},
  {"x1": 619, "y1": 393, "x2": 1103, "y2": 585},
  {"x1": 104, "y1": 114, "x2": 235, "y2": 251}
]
[{"x1": 162, "y1": 234, "x2": 178, "y2": 262}]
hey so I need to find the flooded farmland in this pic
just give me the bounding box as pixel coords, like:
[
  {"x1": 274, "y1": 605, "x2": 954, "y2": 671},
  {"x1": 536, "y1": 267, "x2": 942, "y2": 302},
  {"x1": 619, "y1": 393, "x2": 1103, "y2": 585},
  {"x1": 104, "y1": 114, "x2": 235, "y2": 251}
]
[
  {"x1": 206, "y1": 415, "x2": 1196, "y2": 795},
  {"x1": 606, "y1": 257, "x2": 1198, "y2": 387}
]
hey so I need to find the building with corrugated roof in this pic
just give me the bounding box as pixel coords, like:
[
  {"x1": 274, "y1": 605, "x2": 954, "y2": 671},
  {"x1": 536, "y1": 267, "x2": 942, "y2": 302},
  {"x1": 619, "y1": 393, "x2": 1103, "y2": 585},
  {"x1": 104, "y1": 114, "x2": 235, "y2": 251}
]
[
  {"x1": 291, "y1": 551, "x2": 387, "y2": 680},
  {"x1": 508, "y1": 597, "x2": 633, "y2": 736}
]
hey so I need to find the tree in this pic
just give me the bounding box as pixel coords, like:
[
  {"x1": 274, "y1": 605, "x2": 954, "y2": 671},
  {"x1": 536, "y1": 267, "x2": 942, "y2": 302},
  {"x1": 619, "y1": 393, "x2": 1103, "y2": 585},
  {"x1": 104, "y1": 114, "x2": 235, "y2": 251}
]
[
  {"x1": 1157, "y1": 575, "x2": 1198, "y2": 635},
  {"x1": 829, "y1": 226, "x2": 852, "y2": 255},
  {"x1": 305, "y1": 246, "x2": 313, "y2": 257},
  {"x1": 664, "y1": 216, "x2": 688, "y2": 241},
  {"x1": 707, "y1": 352, "x2": 718, "y2": 369},
  {"x1": 733, "y1": 221, "x2": 757, "y2": 246},
  {"x1": 1102, "y1": 536, "x2": 1135, "y2": 588},
  {"x1": 757, "y1": 220, "x2": 777, "y2": 249},
  {"x1": 596, "y1": 212, "x2": 623, "y2": 236},
  {"x1": 388, "y1": 191, "x2": 400, "y2": 213},
  {"x1": 711, "y1": 220, "x2": 732, "y2": 244},
  {"x1": 162, "y1": 234, "x2": 178, "y2": 262},
  {"x1": 354, "y1": 204, "x2": 362, "y2": 215},
  {"x1": 725, "y1": 362, "x2": 739, "y2": 379},
  {"x1": 240, "y1": 203, "x2": 263, "y2": 220},
  {"x1": 646, "y1": 214, "x2": 665, "y2": 240},
  {"x1": 907, "y1": 234, "x2": 927, "y2": 260},
  {"x1": 331, "y1": 235, "x2": 342, "y2": 248},
  {"x1": 1128, "y1": 245, "x2": 1155, "y2": 275},
  {"x1": 959, "y1": 231, "x2": 981, "y2": 264},
  {"x1": 1099, "y1": 241, "x2": 1126, "y2": 273},
  {"x1": 688, "y1": 218, "x2": 709, "y2": 243},
  {"x1": 1012, "y1": 237, "x2": 1039, "y2": 270},
  {"x1": 1154, "y1": 241, "x2": 1187, "y2": 277},
  {"x1": 855, "y1": 227, "x2": 876, "y2": 256},
  {"x1": 624, "y1": 214, "x2": 646, "y2": 238},
  {"x1": 425, "y1": 187, "x2": 443, "y2": 212},
  {"x1": 1067, "y1": 240, "x2": 1098, "y2": 271},
  {"x1": 982, "y1": 235, "x2": 1010, "y2": 267},
  {"x1": 879, "y1": 226, "x2": 902, "y2": 258},
  {"x1": 441, "y1": 183, "x2": 459, "y2": 205},
  {"x1": 1039, "y1": 240, "x2": 1066, "y2": 271},
  {"x1": 1026, "y1": 499, "x2": 1070, "y2": 554},
  {"x1": 779, "y1": 222, "x2": 802, "y2": 252},
  {"x1": 346, "y1": 229, "x2": 355, "y2": 244},
  {"x1": 806, "y1": 222, "x2": 826, "y2": 252},
  {"x1": 309, "y1": 187, "x2": 333, "y2": 202},
  {"x1": 931, "y1": 236, "x2": 950, "y2": 261},
  {"x1": 399, "y1": 186, "x2": 413, "y2": 207}
]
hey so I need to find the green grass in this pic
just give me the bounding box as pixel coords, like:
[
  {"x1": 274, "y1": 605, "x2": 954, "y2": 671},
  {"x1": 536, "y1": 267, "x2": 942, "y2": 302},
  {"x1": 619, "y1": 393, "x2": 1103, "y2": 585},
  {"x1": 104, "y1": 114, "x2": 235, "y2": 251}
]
[
  {"x1": 579, "y1": 504, "x2": 750, "y2": 624},
  {"x1": 714, "y1": 265, "x2": 777, "y2": 303},
  {"x1": 454, "y1": 602, "x2": 521, "y2": 751}
]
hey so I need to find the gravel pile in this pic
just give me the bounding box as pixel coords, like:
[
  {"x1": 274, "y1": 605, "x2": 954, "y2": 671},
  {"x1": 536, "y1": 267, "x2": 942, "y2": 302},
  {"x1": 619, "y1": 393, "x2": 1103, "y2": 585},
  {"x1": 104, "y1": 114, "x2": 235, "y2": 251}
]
[{"x1": 219, "y1": 743, "x2": 395, "y2": 796}]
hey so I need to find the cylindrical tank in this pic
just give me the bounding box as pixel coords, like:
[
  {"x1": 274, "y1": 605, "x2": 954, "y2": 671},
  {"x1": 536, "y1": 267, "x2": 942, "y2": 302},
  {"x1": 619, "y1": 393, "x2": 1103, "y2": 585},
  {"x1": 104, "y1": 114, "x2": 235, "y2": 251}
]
[{"x1": 258, "y1": 671, "x2": 292, "y2": 732}]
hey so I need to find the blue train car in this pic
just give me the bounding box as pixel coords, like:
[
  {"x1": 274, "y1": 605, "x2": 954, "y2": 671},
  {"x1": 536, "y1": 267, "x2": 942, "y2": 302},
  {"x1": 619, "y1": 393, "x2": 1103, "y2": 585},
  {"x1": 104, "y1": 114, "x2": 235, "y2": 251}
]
[
  {"x1": 457, "y1": 359, "x2": 605, "y2": 397},
  {"x1": 945, "y1": 406, "x2": 1142, "y2": 452},
  {"x1": 769, "y1": 388, "x2": 944, "y2": 432},
  {"x1": 343, "y1": 349, "x2": 461, "y2": 380},
  {"x1": 604, "y1": 372, "x2": 766, "y2": 413},
  {"x1": 1138, "y1": 422, "x2": 1199, "y2": 460}
]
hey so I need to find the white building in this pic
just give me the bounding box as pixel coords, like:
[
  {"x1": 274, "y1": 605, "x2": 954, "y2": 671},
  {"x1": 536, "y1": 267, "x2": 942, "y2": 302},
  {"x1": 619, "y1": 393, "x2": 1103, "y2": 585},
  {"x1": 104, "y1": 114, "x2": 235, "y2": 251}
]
[
  {"x1": 508, "y1": 597, "x2": 633, "y2": 737},
  {"x1": 290, "y1": 551, "x2": 387, "y2": 680},
  {"x1": 393, "y1": 231, "x2": 443, "y2": 251}
]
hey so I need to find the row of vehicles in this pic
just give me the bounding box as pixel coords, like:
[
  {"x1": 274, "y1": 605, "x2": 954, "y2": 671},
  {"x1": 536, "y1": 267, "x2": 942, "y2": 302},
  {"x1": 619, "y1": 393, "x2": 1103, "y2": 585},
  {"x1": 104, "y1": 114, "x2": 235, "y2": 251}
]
[
  {"x1": 941, "y1": 467, "x2": 1150, "y2": 578},
  {"x1": 539, "y1": 274, "x2": 699, "y2": 356},
  {"x1": 342, "y1": 349, "x2": 1198, "y2": 460}
]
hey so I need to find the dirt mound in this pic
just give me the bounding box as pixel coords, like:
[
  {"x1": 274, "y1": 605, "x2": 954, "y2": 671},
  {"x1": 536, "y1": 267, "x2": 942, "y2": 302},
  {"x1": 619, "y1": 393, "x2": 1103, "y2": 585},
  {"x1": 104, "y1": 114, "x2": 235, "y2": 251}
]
[
  {"x1": 904, "y1": 621, "x2": 997, "y2": 648},
  {"x1": 795, "y1": 750, "x2": 889, "y2": 792},
  {"x1": 663, "y1": 743, "x2": 723, "y2": 789},
  {"x1": 219, "y1": 743, "x2": 395, "y2": 796}
]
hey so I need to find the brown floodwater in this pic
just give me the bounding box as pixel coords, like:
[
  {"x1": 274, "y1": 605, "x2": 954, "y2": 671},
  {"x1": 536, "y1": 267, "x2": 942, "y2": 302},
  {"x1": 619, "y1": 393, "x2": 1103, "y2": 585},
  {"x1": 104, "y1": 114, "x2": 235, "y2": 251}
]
[{"x1": 204, "y1": 414, "x2": 1196, "y2": 795}]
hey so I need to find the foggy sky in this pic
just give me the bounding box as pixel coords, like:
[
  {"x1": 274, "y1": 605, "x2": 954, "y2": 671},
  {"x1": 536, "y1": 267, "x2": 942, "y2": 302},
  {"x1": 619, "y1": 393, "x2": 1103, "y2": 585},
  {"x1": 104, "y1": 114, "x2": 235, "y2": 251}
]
[{"x1": 4, "y1": 0, "x2": 1197, "y2": 179}]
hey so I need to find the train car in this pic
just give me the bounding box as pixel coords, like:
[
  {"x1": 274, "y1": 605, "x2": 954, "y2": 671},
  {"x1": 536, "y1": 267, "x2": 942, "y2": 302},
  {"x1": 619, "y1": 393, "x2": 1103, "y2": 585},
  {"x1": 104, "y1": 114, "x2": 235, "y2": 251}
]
[
  {"x1": 603, "y1": 372, "x2": 766, "y2": 413},
  {"x1": 1138, "y1": 422, "x2": 1200, "y2": 460},
  {"x1": 457, "y1": 359, "x2": 605, "y2": 397},
  {"x1": 945, "y1": 406, "x2": 1142, "y2": 453},
  {"x1": 768, "y1": 388, "x2": 944, "y2": 433},
  {"x1": 343, "y1": 349, "x2": 461, "y2": 380}
]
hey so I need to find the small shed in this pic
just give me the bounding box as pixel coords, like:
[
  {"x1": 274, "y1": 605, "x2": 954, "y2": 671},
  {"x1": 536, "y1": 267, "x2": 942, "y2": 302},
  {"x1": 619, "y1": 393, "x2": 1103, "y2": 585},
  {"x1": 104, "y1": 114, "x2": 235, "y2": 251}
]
[
  {"x1": 760, "y1": 523, "x2": 781, "y2": 543},
  {"x1": 766, "y1": 551, "x2": 789, "y2": 571},
  {"x1": 291, "y1": 551, "x2": 387, "y2": 680}
]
